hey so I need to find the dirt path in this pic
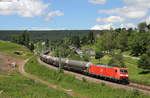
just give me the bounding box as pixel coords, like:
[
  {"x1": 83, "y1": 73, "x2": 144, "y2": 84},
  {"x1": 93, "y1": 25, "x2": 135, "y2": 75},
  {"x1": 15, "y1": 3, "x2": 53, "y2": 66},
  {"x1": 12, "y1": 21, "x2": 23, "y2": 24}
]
[
  {"x1": 0, "y1": 52, "x2": 23, "y2": 71},
  {"x1": 122, "y1": 54, "x2": 140, "y2": 60},
  {"x1": 38, "y1": 58, "x2": 150, "y2": 95},
  {"x1": 18, "y1": 58, "x2": 87, "y2": 98}
]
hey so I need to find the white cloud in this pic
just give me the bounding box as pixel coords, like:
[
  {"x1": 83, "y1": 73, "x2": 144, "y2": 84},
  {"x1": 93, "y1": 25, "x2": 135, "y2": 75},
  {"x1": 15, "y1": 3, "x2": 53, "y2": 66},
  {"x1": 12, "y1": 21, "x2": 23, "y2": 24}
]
[
  {"x1": 96, "y1": 16, "x2": 124, "y2": 23},
  {"x1": 146, "y1": 16, "x2": 150, "y2": 25},
  {"x1": 99, "y1": 0, "x2": 150, "y2": 20},
  {"x1": 123, "y1": 0, "x2": 150, "y2": 8},
  {"x1": 0, "y1": 0, "x2": 49, "y2": 17},
  {"x1": 88, "y1": 0, "x2": 106, "y2": 4},
  {"x1": 45, "y1": 10, "x2": 64, "y2": 21},
  {"x1": 0, "y1": 0, "x2": 12, "y2": 2},
  {"x1": 120, "y1": 23, "x2": 137, "y2": 29},
  {"x1": 100, "y1": 6, "x2": 148, "y2": 19},
  {"x1": 30, "y1": 27, "x2": 52, "y2": 30},
  {"x1": 90, "y1": 24, "x2": 113, "y2": 30},
  {"x1": 30, "y1": 27, "x2": 66, "y2": 30}
]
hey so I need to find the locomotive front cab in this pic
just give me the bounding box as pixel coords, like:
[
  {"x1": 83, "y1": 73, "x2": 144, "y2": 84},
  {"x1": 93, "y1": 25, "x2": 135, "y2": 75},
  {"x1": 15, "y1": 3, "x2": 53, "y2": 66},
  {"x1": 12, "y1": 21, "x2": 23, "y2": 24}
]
[{"x1": 119, "y1": 68, "x2": 129, "y2": 83}]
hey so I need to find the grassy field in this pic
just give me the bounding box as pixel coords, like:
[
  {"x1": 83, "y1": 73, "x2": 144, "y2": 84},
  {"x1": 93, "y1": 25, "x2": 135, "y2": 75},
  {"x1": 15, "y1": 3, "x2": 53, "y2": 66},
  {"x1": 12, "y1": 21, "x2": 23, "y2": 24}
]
[
  {"x1": 0, "y1": 40, "x2": 72, "y2": 98},
  {"x1": 81, "y1": 45, "x2": 96, "y2": 50},
  {"x1": 90, "y1": 56, "x2": 150, "y2": 85},
  {"x1": 0, "y1": 71, "x2": 71, "y2": 98},
  {"x1": 25, "y1": 57, "x2": 150, "y2": 98},
  {"x1": 124, "y1": 57, "x2": 150, "y2": 85},
  {"x1": 0, "y1": 57, "x2": 3, "y2": 63},
  {"x1": 113, "y1": 49, "x2": 131, "y2": 56},
  {"x1": 0, "y1": 40, "x2": 32, "y2": 59}
]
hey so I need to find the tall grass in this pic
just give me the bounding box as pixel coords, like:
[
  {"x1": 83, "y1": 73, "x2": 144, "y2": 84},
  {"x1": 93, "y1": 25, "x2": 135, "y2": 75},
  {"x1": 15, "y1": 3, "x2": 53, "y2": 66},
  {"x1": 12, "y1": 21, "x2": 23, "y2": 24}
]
[
  {"x1": 25, "y1": 57, "x2": 150, "y2": 98},
  {"x1": 0, "y1": 72, "x2": 71, "y2": 98}
]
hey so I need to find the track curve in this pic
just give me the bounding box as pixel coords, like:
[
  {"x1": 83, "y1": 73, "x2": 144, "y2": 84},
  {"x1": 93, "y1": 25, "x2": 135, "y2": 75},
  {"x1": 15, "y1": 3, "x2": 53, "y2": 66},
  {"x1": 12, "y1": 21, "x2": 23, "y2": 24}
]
[
  {"x1": 18, "y1": 58, "x2": 87, "y2": 98},
  {"x1": 38, "y1": 57, "x2": 150, "y2": 95}
]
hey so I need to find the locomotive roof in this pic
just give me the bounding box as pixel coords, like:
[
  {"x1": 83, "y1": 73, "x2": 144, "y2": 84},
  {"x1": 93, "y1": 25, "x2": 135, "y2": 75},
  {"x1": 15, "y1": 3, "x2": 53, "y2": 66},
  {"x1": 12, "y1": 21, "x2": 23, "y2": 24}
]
[
  {"x1": 95, "y1": 64, "x2": 127, "y2": 69},
  {"x1": 96, "y1": 64, "x2": 114, "y2": 68}
]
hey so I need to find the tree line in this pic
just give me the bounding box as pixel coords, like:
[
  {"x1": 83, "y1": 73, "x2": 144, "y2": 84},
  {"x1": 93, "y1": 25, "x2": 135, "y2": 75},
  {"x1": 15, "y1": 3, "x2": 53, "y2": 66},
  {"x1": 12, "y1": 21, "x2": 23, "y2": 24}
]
[
  {"x1": 0, "y1": 30, "x2": 101, "y2": 41},
  {"x1": 12, "y1": 30, "x2": 35, "y2": 52}
]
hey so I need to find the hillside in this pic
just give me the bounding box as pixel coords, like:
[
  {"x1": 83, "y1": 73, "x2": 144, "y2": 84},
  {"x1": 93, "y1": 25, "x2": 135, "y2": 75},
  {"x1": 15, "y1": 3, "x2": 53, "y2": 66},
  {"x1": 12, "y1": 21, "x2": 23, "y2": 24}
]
[
  {"x1": 0, "y1": 41, "x2": 71, "y2": 98},
  {"x1": 0, "y1": 30, "x2": 102, "y2": 41},
  {"x1": 0, "y1": 39, "x2": 149, "y2": 97},
  {"x1": 0, "y1": 40, "x2": 32, "y2": 59}
]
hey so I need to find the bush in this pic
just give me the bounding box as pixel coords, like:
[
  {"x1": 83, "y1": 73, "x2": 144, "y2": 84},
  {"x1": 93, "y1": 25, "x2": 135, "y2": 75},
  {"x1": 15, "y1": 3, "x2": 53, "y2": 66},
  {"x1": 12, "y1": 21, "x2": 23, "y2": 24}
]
[
  {"x1": 95, "y1": 51, "x2": 104, "y2": 59},
  {"x1": 101, "y1": 83, "x2": 106, "y2": 86},
  {"x1": 131, "y1": 89, "x2": 140, "y2": 97},
  {"x1": 82, "y1": 54, "x2": 89, "y2": 61},
  {"x1": 82, "y1": 77, "x2": 87, "y2": 82},
  {"x1": 138, "y1": 54, "x2": 150, "y2": 69},
  {"x1": 108, "y1": 54, "x2": 125, "y2": 67}
]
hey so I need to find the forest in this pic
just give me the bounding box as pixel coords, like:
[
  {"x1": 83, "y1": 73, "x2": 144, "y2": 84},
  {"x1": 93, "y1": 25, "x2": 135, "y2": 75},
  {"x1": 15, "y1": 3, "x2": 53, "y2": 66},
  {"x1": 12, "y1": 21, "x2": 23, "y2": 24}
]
[{"x1": 0, "y1": 30, "x2": 102, "y2": 41}]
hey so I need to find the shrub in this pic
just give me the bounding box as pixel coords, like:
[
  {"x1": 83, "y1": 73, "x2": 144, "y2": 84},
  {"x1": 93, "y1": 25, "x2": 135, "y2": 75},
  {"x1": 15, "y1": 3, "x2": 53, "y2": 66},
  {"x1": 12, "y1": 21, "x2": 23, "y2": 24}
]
[
  {"x1": 82, "y1": 54, "x2": 89, "y2": 62},
  {"x1": 138, "y1": 54, "x2": 150, "y2": 69},
  {"x1": 101, "y1": 83, "x2": 106, "y2": 86},
  {"x1": 108, "y1": 54, "x2": 126, "y2": 67},
  {"x1": 132, "y1": 89, "x2": 140, "y2": 97},
  {"x1": 95, "y1": 51, "x2": 104, "y2": 59},
  {"x1": 82, "y1": 77, "x2": 87, "y2": 83}
]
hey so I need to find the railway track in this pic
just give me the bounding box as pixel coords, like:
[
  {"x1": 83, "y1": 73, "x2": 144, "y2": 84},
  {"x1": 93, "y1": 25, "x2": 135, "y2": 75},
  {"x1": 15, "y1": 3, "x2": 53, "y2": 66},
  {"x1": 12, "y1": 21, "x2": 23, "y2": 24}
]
[
  {"x1": 129, "y1": 83, "x2": 150, "y2": 93},
  {"x1": 38, "y1": 57, "x2": 150, "y2": 95}
]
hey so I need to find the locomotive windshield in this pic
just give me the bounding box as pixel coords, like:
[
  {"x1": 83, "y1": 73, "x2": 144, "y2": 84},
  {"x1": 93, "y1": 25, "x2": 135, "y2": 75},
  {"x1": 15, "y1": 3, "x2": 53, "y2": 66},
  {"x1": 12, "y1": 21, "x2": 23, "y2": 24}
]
[{"x1": 120, "y1": 70, "x2": 128, "y2": 73}]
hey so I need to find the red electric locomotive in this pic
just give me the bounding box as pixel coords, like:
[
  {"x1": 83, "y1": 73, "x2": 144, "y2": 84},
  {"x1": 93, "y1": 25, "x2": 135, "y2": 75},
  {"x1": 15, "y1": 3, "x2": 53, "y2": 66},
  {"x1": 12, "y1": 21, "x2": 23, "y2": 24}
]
[{"x1": 89, "y1": 64, "x2": 129, "y2": 83}]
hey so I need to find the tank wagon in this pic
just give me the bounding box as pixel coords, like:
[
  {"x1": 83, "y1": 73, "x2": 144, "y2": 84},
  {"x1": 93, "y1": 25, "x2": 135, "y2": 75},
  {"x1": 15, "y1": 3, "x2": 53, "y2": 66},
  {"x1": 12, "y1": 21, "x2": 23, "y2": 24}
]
[{"x1": 40, "y1": 54, "x2": 129, "y2": 84}]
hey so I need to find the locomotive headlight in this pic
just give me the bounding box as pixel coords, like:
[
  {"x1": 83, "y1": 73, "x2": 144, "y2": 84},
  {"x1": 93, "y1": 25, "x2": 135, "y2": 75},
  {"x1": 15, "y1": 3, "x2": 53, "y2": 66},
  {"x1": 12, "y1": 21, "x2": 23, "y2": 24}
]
[{"x1": 120, "y1": 74, "x2": 128, "y2": 77}]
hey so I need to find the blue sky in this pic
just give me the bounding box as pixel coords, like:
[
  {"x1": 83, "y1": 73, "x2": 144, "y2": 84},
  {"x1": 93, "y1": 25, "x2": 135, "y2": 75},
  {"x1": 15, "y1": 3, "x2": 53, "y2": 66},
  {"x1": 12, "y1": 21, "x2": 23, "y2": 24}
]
[{"x1": 0, "y1": 0, "x2": 150, "y2": 30}]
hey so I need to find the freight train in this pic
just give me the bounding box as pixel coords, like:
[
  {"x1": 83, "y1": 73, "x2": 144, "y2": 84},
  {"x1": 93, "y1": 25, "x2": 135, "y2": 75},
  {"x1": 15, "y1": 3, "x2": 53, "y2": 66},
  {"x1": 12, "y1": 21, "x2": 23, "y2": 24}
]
[{"x1": 40, "y1": 54, "x2": 129, "y2": 84}]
